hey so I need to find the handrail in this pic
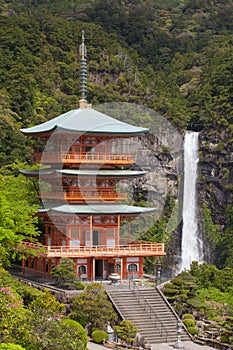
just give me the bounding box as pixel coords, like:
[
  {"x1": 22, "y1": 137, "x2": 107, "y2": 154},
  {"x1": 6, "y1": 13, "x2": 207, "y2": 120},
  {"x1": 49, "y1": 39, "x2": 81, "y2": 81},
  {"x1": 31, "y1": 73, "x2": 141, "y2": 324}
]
[
  {"x1": 131, "y1": 282, "x2": 168, "y2": 342},
  {"x1": 20, "y1": 242, "x2": 165, "y2": 257},
  {"x1": 63, "y1": 152, "x2": 133, "y2": 162},
  {"x1": 40, "y1": 190, "x2": 127, "y2": 201},
  {"x1": 157, "y1": 286, "x2": 192, "y2": 340},
  {"x1": 34, "y1": 151, "x2": 134, "y2": 163}
]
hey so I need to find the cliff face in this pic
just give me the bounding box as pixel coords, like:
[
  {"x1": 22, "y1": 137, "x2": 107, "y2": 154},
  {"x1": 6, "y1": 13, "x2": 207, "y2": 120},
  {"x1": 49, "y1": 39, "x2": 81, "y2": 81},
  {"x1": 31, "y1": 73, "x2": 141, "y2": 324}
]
[
  {"x1": 136, "y1": 129, "x2": 233, "y2": 272},
  {"x1": 197, "y1": 130, "x2": 233, "y2": 265},
  {"x1": 132, "y1": 131, "x2": 184, "y2": 274}
]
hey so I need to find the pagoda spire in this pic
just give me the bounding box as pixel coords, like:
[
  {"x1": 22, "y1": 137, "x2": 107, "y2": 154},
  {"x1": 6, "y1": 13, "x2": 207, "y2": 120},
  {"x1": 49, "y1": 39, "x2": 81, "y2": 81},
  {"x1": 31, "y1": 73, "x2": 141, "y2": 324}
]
[{"x1": 79, "y1": 30, "x2": 91, "y2": 108}]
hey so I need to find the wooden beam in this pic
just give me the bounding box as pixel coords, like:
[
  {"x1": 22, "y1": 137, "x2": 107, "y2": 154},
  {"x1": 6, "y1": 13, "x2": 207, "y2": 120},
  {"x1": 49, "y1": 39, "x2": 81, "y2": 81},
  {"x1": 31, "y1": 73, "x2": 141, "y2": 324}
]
[{"x1": 90, "y1": 215, "x2": 93, "y2": 248}]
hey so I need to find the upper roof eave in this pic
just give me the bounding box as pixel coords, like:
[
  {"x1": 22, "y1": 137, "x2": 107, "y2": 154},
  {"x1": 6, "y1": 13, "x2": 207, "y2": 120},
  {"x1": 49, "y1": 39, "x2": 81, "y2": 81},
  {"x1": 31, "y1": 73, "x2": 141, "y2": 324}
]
[
  {"x1": 56, "y1": 169, "x2": 148, "y2": 177},
  {"x1": 19, "y1": 169, "x2": 56, "y2": 177},
  {"x1": 20, "y1": 108, "x2": 149, "y2": 136},
  {"x1": 42, "y1": 204, "x2": 157, "y2": 216},
  {"x1": 20, "y1": 169, "x2": 148, "y2": 178}
]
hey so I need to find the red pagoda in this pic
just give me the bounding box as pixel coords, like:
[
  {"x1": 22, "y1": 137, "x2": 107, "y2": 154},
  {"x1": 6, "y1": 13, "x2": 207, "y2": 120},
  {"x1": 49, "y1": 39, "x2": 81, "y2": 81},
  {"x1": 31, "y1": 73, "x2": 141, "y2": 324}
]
[{"x1": 20, "y1": 32, "x2": 165, "y2": 281}]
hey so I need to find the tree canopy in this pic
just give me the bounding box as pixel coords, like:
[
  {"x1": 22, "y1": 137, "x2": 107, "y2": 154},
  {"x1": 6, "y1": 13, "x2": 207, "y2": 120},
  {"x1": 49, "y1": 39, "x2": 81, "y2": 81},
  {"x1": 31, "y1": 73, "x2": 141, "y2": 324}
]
[{"x1": 0, "y1": 173, "x2": 39, "y2": 265}]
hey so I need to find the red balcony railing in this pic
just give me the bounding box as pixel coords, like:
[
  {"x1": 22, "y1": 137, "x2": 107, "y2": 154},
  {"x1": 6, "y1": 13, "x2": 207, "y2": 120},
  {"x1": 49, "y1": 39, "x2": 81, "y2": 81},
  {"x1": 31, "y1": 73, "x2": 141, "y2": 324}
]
[
  {"x1": 40, "y1": 189, "x2": 127, "y2": 202},
  {"x1": 34, "y1": 152, "x2": 134, "y2": 165},
  {"x1": 20, "y1": 241, "x2": 165, "y2": 258}
]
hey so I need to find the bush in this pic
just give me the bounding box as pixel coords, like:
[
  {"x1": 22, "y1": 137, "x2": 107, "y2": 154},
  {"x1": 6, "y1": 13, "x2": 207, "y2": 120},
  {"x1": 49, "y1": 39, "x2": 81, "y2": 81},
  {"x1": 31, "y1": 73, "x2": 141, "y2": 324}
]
[
  {"x1": 70, "y1": 283, "x2": 118, "y2": 332},
  {"x1": 91, "y1": 330, "x2": 109, "y2": 344},
  {"x1": 182, "y1": 313, "x2": 195, "y2": 320},
  {"x1": 62, "y1": 319, "x2": 88, "y2": 347},
  {"x1": 183, "y1": 319, "x2": 196, "y2": 328},
  {"x1": 220, "y1": 335, "x2": 230, "y2": 343},
  {"x1": 187, "y1": 327, "x2": 199, "y2": 336},
  {"x1": 114, "y1": 320, "x2": 139, "y2": 345},
  {"x1": 0, "y1": 344, "x2": 26, "y2": 350},
  {"x1": 51, "y1": 258, "x2": 85, "y2": 290}
]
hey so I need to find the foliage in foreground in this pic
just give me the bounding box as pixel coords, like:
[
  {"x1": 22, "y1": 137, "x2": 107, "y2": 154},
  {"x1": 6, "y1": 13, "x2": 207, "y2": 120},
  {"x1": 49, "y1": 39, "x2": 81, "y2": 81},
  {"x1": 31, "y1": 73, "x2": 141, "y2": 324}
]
[
  {"x1": 0, "y1": 267, "x2": 88, "y2": 349},
  {"x1": 0, "y1": 174, "x2": 39, "y2": 266},
  {"x1": 163, "y1": 262, "x2": 233, "y2": 344},
  {"x1": 51, "y1": 258, "x2": 84, "y2": 290},
  {"x1": 0, "y1": 344, "x2": 26, "y2": 350},
  {"x1": 69, "y1": 283, "x2": 118, "y2": 333},
  {"x1": 91, "y1": 330, "x2": 109, "y2": 344},
  {"x1": 114, "y1": 320, "x2": 139, "y2": 346}
]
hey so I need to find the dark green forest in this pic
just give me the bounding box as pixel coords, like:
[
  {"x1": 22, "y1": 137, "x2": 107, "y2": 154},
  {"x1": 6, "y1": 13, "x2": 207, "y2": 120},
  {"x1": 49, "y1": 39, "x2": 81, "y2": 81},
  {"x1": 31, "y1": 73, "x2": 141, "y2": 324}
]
[{"x1": 0, "y1": 0, "x2": 233, "y2": 268}]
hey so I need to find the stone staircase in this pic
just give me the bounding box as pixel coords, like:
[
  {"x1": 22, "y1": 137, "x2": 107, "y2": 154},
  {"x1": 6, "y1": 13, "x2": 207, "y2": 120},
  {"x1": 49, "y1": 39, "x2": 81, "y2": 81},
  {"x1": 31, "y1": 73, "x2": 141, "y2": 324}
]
[{"x1": 106, "y1": 286, "x2": 191, "y2": 344}]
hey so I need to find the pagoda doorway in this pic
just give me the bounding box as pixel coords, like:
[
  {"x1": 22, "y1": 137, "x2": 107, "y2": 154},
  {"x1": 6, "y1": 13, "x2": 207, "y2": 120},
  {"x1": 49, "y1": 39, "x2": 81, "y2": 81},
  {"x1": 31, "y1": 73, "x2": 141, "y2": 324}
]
[
  {"x1": 95, "y1": 259, "x2": 105, "y2": 279},
  {"x1": 85, "y1": 230, "x2": 99, "y2": 247}
]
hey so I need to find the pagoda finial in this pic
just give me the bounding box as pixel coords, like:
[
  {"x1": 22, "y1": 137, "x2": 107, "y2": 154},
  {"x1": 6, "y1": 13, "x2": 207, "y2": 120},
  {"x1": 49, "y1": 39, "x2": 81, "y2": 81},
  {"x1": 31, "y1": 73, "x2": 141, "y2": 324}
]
[{"x1": 78, "y1": 30, "x2": 91, "y2": 108}]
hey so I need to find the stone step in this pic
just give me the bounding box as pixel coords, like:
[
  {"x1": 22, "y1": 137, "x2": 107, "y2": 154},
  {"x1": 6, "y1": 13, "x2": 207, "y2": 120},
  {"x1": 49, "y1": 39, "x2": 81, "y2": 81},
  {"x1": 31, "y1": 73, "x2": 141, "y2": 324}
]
[{"x1": 106, "y1": 287, "x2": 191, "y2": 344}]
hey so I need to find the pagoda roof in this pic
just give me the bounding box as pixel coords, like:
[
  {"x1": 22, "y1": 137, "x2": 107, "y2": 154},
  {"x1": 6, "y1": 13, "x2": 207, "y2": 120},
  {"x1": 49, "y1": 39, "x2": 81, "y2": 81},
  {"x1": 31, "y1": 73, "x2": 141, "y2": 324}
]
[
  {"x1": 20, "y1": 169, "x2": 147, "y2": 178},
  {"x1": 39, "y1": 204, "x2": 156, "y2": 216},
  {"x1": 57, "y1": 169, "x2": 147, "y2": 177},
  {"x1": 20, "y1": 107, "x2": 149, "y2": 136},
  {"x1": 20, "y1": 169, "x2": 55, "y2": 177}
]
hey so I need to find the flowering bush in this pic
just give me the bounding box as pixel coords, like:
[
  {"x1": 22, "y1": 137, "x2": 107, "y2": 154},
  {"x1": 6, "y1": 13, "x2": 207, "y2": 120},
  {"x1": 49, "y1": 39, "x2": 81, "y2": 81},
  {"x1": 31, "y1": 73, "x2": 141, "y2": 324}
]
[{"x1": 0, "y1": 287, "x2": 24, "y2": 342}]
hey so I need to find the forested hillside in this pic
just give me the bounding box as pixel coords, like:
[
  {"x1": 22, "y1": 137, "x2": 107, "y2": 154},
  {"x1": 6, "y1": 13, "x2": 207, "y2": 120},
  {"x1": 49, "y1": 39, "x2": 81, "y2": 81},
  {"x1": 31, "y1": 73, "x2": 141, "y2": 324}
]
[{"x1": 0, "y1": 0, "x2": 232, "y2": 268}]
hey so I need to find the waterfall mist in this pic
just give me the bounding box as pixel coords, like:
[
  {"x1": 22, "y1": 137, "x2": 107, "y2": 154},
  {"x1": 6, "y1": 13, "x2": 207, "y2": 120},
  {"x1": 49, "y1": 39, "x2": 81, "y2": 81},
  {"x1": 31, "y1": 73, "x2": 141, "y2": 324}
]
[{"x1": 180, "y1": 132, "x2": 203, "y2": 272}]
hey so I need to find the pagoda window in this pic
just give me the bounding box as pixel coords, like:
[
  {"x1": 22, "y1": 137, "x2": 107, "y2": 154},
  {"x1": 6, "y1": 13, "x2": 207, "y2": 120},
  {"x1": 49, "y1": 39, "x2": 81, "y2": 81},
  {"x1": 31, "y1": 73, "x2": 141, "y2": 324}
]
[
  {"x1": 93, "y1": 231, "x2": 99, "y2": 246},
  {"x1": 78, "y1": 265, "x2": 86, "y2": 274},
  {"x1": 85, "y1": 230, "x2": 90, "y2": 247},
  {"x1": 107, "y1": 228, "x2": 115, "y2": 236},
  {"x1": 115, "y1": 264, "x2": 121, "y2": 273},
  {"x1": 31, "y1": 260, "x2": 34, "y2": 269},
  {"x1": 71, "y1": 228, "x2": 79, "y2": 238},
  {"x1": 128, "y1": 264, "x2": 137, "y2": 272}
]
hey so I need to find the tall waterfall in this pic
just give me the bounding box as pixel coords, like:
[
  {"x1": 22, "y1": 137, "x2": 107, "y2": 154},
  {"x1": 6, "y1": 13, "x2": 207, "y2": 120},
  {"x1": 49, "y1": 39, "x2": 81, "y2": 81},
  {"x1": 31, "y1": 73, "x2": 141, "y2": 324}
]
[{"x1": 180, "y1": 131, "x2": 203, "y2": 272}]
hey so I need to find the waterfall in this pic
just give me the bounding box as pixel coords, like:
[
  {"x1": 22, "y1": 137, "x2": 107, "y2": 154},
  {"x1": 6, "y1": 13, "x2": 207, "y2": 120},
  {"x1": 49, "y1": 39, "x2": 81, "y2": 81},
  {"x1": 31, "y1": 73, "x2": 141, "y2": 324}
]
[{"x1": 180, "y1": 131, "x2": 203, "y2": 272}]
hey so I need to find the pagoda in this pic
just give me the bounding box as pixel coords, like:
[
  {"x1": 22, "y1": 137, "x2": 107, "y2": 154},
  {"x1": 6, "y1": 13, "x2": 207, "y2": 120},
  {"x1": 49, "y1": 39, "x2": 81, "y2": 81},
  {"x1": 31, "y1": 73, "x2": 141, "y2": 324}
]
[{"x1": 20, "y1": 32, "x2": 165, "y2": 281}]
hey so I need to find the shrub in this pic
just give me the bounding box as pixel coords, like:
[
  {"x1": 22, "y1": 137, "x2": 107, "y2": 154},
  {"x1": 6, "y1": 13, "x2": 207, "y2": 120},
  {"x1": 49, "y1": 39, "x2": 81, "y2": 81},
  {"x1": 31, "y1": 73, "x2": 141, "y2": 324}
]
[
  {"x1": 51, "y1": 258, "x2": 85, "y2": 290},
  {"x1": 220, "y1": 334, "x2": 230, "y2": 343},
  {"x1": 0, "y1": 344, "x2": 26, "y2": 350},
  {"x1": 183, "y1": 319, "x2": 196, "y2": 328},
  {"x1": 62, "y1": 319, "x2": 88, "y2": 347},
  {"x1": 70, "y1": 283, "x2": 118, "y2": 332},
  {"x1": 187, "y1": 327, "x2": 199, "y2": 336},
  {"x1": 182, "y1": 313, "x2": 195, "y2": 320},
  {"x1": 114, "y1": 320, "x2": 139, "y2": 345},
  {"x1": 91, "y1": 330, "x2": 109, "y2": 343}
]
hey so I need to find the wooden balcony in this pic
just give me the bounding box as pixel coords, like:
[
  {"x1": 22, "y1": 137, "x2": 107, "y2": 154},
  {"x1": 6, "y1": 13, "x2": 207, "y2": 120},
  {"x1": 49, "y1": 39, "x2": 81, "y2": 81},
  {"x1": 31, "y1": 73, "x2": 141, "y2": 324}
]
[
  {"x1": 34, "y1": 152, "x2": 134, "y2": 165},
  {"x1": 40, "y1": 189, "x2": 127, "y2": 202},
  {"x1": 21, "y1": 242, "x2": 165, "y2": 258}
]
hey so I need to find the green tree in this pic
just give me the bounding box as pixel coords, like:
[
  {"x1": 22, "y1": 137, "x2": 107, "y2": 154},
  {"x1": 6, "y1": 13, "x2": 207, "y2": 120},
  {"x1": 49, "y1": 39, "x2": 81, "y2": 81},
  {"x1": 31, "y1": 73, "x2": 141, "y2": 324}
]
[
  {"x1": 14, "y1": 289, "x2": 88, "y2": 349},
  {"x1": 217, "y1": 205, "x2": 233, "y2": 268},
  {"x1": 62, "y1": 319, "x2": 88, "y2": 348},
  {"x1": 16, "y1": 312, "x2": 87, "y2": 350},
  {"x1": 51, "y1": 258, "x2": 84, "y2": 290},
  {"x1": 70, "y1": 283, "x2": 118, "y2": 332},
  {"x1": 0, "y1": 286, "x2": 24, "y2": 343},
  {"x1": 114, "y1": 320, "x2": 139, "y2": 346},
  {"x1": 0, "y1": 174, "x2": 39, "y2": 265},
  {"x1": 163, "y1": 271, "x2": 201, "y2": 315}
]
